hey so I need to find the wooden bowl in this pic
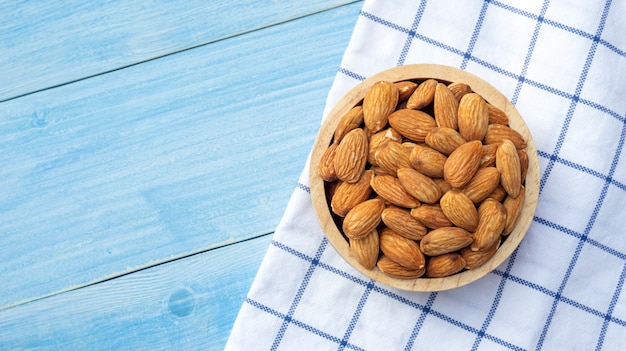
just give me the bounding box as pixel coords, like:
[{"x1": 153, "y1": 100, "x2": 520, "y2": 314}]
[{"x1": 309, "y1": 64, "x2": 539, "y2": 292}]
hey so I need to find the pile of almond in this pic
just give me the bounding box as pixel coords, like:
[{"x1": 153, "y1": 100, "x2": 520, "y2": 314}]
[{"x1": 317, "y1": 78, "x2": 528, "y2": 279}]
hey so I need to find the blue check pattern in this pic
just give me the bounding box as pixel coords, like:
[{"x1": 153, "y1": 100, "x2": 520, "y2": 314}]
[{"x1": 227, "y1": 0, "x2": 626, "y2": 350}]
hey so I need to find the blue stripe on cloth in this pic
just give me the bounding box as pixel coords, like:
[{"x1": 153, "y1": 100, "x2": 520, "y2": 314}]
[
  {"x1": 270, "y1": 238, "x2": 328, "y2": 350},
  {"x1": 460, "y1": 0, "x2": 490, "y2": 70},
  {"x1": 337, "y1": 280, "x2": 375, "y2": 350},
  {"x1": 404, "y1": 292, "x2": 437, "y2": 350},
  {"x1": 510, "y1": 0, "x2": 551, "y2": 106},
  {"x1": 396, "y1": 0, "x2": 428, "y2": 66},
  {"x1": 297, "y1": 182, "x2": 310, "y2": 193},
  {"x1": 596, "y1": 262, "x2": 626, "y2": 350},
  {"x1": 246, "y1": 298, "x2": 366, "y2": 351}
]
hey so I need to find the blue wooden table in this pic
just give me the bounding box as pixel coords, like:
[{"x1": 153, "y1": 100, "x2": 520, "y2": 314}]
[{"x1": 0, "y1": 1, "x2": 363, "y2": 349}]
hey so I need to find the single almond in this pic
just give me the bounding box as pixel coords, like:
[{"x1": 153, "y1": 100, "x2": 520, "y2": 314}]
[
  {"x1": 480, "y1": 143, "x2": 499, "y2": 168},
  {"x1": 406, "y1": 79, "x2": 438, "y2": 109},
  {"x1": 425, "y1": 253, "x2": 466, "y2": 278},
  {"x1": 458, "y1": 93, "x2": 489, "y2": 141},
  {"x1": 318, "y1": 143, "x2": 338, "y2": 182},
  {"x1": 434, "y1": 178, "x2": 453, "y2": 195},
  {"x1": 443, "y1": 140, "x2": 482, "y2": 188},
  {"x1": 433, "y1": 83, "x2": 459, "y2": 130},
  {"x1": 486, "y1": 186, "x2": 507, "y2": 202},
  {"x1": 503, "y1": 185, "x2": 525, "y2": 235},
  {"x1": 394, "y1": 81, "x2": 418, "y2": 101},
  {"x1": 350, "y1": 229, "x2": 379, "y2": 270},
  {"x1": 379, "y1": 228, "x2": 425, "y2": 270},
  {"x1": 518, "y1": 149, "x2": 529, "y2": 182},
  {"x1": 496, "y1": 139, "x2": 522, "y2": 197},
  {"x1": 448, "y1": 82, "x2": 472, "y2": 102},
  {"x1": 487, "y1": 103, "x2": 509, "y2": 125},
  {"x1": 333, "y1": 128, "x2": 368, "y2": 183},
  {"x1": 388, "y1": 109, "x2": 437, "y2": 143},
  {"x1": 409, "y1": 144, "x2": 447, "y2": 178},
  {"x1": 410, "y1": 203, "x2": 454, "y2": 229},
  {"x1": 334, "y1": 105, "x2": 364, "y2": 143},
  {"x1": 381, "y1": 206, "x2": 428, "y2": 240},
  {"x1": 397, "y1": 167, "x2": 442, "y2": 204},
  {"x1": 461, "y1": 167, "x2": 501, "y2": 204},
  {"x1": 377, "y1": 255, "x2": 425, "y2": 279},
  {"x1": 425, "y1": 127, "x2": 467, "y2": 155},
  {"x1": 484, "y1": 124, "x2": 527, "y2": 149},
  {"x1": 362, "y1": 81, "x2": 399, "y2": 133},
  {"x1": 370, "y1": 174, "x2": 420, "y2": 208},
  {"x1": 342, "y1": 198, "x2": 385, "y2": 239},
  {"x1": 471, "y1": 198, "x2": 507, "y2": 252},
  {"x1": 460, "y1": 239, "x2": 499, "y2": 269},
  {"x1": 368, "y1": 128, "x2": 402, "y2": 166},
  {"x1": 440, "y1": 189, "x2": 479, "y2": 232},
  {"x1": 374, "y1": 141, "x2": 412, "y2": 176},
  {"x1": 331, "y1": 170, "x2": 373, "y2": 217},
  {"x1": 420, "y1": 227, "x2": 473, "y2": 256}
]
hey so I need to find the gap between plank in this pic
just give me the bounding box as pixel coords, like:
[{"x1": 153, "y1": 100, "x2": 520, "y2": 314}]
[
  {"x1": 0, "y1": 231, "x2": 275, "y2": 311},
  {"x1": 0, "y1": 1, "x2": 361, "y2": 104}
]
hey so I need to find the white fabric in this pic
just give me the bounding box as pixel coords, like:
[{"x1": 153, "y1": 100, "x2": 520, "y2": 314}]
[{"x1": 227, "y1": 0, "x2": 626, "y2": 349}]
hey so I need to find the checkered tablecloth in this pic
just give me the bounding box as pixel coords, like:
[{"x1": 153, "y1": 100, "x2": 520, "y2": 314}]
[{"x1": 226, "y1": 0, "x2": 626, "y2": 349}]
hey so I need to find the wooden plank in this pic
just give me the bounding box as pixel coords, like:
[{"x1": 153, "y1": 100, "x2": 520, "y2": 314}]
[
  {"x1": 0, "y1": 2, "x2": 363, "y2": 309},
  {"x1": 0, "y1": 0, "x2": 358, "y2": 101},
  {"x1": 0, "y1": 234, "x2": 273, "y2": 350}
]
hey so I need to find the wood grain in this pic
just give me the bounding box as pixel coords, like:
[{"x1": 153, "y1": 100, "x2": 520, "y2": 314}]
[
  {"x1": 0, "y1": 234, "x2": 272, "y2": 351},
  {"x1": 0, "y1": 0, "x2": 359, "y2": 101},
  {"x1": 0, "y1": 2, "x2": 362, "y2": 309},
  {"x1": 309, "y1": 64, "x2": 540, "y2": 292}
]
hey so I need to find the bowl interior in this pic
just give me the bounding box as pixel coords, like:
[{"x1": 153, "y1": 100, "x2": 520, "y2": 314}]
[{"x1": 309, "y1": 64, "x2": 539, "y2": 292}]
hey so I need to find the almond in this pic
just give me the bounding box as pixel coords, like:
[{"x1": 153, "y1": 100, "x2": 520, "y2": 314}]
[
  {"x1": 486, "y1": 186, "x2": 507, "y2": 202},
  {"x1": 461, "y1": 166, "x2": 501, "y2": 204},
  {"x1": 342, "y1": 198, "x2": 385, "y2": 239},
  {"x1": 471, "y1": 198, "x2": 506, "y2": 252},
  {"x1": 484, "y1": 124, "x2": 527, "y2": 149},
  {"x1": 410, "y1": 204, "x2": 453, "y2": 229},
  {"x1": 486, "y1": 103, "x2": 509, "y2": 125},
  {"x1": 518, "y1": 149, "x2": 529, "y2": 182},
  {"x1": 331, "y1": 170, "x2": 373, "y2": 217},
  {"x1": 439, "y1": 189, "x2": 479, "y2": 232},
  {"x1": 503, "y1": 185, "x2": 525, "y2": 235},
  {"x1": 479, "y1": 143, "x2": 499, "y2": 168},
  {"x1": 406, "y1": 78, "x2": 438, "y2": 109},
  {"x1": 368, "y1": 128, "x2": 402, "y2": 165},
  {"x1": 409, "y1": 144, "x2": 447, "y2": 178},
  {"x1": 443, "y1": 140, "x2": 482, "y2": 188},
  {"x1": 448, "y1": 82, "x2": 472, "y2": 102},
  {"x1": 370, "y1": 174, "x2": 420, "y2": 208},
  {"x1": 397, "y1": 167, "x2": 442, "y2": 204},
  {"x1": 496, "y1": 139, "x2": 522, "y2": 197},
  {"x1": 460, "y1": 239, "x2": 499, "y2": 269},
  {"x1": 381, "y1": 206, "x2": 428, "y2": 241},
  {"x1": 394, "y1": 81, "x2": 418, "y2": 101},
  {"x1": 433, "y1": 83, "x2": 459, "y2": 129},
  {"x1": 333, "y1": 128, "x2": 368, "y2": 183},
  {"x1": 334, "y1": 105, "x2": 364, "y2": 143},
  {"x1": 420, "y1": 227, "x2": 473, "y2": 256},
  {"x1": 377, "y1": 255, "x2": 425, "y2": 279},
  {"x1": 379, "y1": 228, "x2": 425, "y2": 269},
  {"x1": 425, "y1": 253, "x2": 466, "y2": 278},
  {"x1": 425, "y1": 127, "x2": 467, "y2": 155},
  {"x1": 458, "y1": 93, "x2": 489, "y2": 141},
  {"x1": 434, "y1": 178, "x2": 452, "y2": 195},
  {"x1": 363, "y1": 81, "x2": 399, "y2": 133},
  {"x1": 388, "y1": 109, "x2": 437, "y2": 143},
  {"x1": 350, "y1": 229, "x2": 379, "y2": 270},
  {"x1": 318, "y1": 143, "x2": 338, "y2": 182},
  {"x1": 374, "y1": 141, "x2": 412, "y2": 176}
]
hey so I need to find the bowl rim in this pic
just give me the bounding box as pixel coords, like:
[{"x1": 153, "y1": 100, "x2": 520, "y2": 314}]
[{"x1": 309, "y1": 64, "x2": 540, "y2": 292}]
